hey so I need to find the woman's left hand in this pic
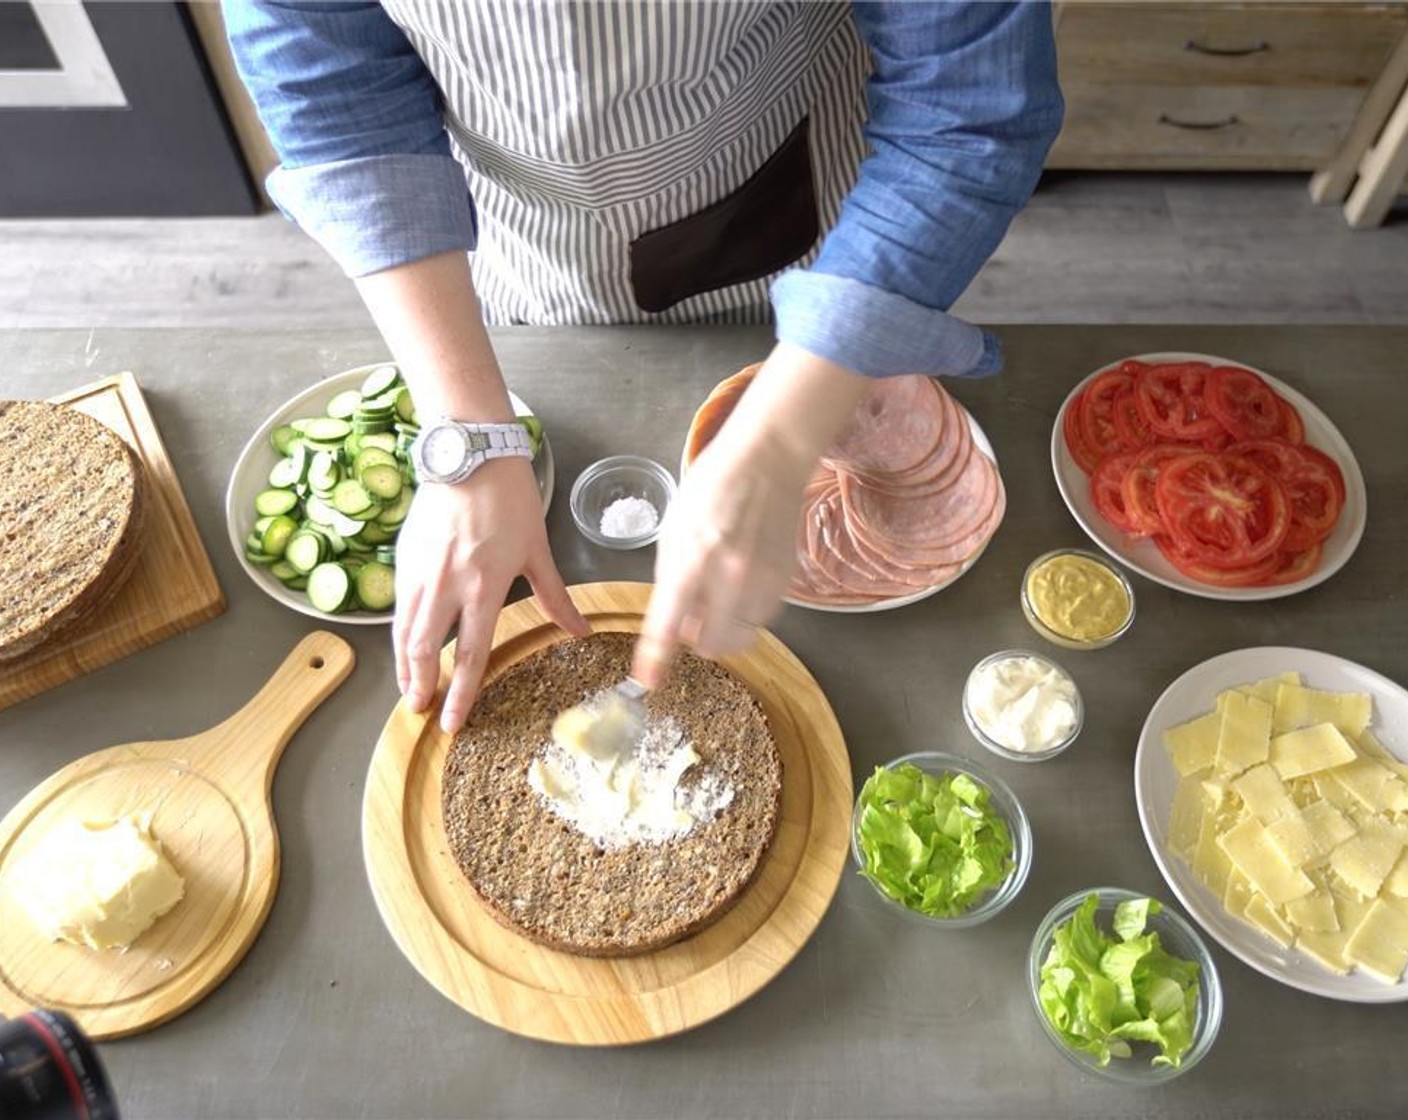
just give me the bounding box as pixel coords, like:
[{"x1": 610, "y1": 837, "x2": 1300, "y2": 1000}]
[{"x1": 633, "y1": 343, "x2": 869, "y2": 686}]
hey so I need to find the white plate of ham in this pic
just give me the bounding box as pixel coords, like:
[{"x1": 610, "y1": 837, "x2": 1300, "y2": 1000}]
[{"x1": 683, "y1": 370, "x2": 1006, "y2": 613}]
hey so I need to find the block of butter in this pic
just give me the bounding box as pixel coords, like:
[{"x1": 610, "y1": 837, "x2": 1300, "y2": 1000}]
[{"x1": 10, "y1": 815, "x2": 185, "y2": 950}]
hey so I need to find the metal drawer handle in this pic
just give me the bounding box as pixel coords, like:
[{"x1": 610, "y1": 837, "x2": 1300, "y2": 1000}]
[
  {"x1": 1185, "y1": 39, "x2": 1269, "y2": 57},
  {"x1": 1158, "y1": 113, "x2": 1240, "y2": 131}
]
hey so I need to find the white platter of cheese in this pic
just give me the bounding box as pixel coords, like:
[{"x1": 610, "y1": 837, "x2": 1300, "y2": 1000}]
[{"x1": 1135, "y1": 646, "x2": 1408, "y2": 1003}]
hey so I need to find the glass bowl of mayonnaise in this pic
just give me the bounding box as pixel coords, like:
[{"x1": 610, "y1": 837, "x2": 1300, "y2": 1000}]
[
  {"x1": 963, "y1": 650, "x2": 1084, "y2": 763},
  {"x1": 1021, "y1": 549, "x2": 1135, "y2": 651}
]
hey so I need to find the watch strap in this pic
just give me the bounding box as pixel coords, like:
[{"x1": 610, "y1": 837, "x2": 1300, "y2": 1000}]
[{"x1": 414, "y1": 420, "x2": 533, "y2": 485}]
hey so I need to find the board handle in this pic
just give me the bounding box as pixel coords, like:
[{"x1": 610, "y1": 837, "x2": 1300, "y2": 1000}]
[{"x1": 206, "y1": 631, "x2": 355, "y2": 793}]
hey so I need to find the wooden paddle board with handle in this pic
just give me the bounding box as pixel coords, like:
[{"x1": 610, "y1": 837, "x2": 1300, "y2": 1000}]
[{"x1": 0, "y1": 630, "x2": 354, "y2": 1039}]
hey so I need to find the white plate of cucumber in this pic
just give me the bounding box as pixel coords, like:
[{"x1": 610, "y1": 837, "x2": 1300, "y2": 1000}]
[{"x1": 225, "y1": 363, "x2": 554, "y2": 624}]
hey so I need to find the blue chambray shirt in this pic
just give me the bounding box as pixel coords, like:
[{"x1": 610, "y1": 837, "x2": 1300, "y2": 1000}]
[{"x1": 223, "y1": 1, "x2": 1063, "y2": 379}]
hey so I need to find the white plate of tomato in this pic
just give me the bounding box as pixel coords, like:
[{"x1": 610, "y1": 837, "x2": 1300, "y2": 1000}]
[{"x1": 1050, "y1": 352, "x2": 1366, "y2": 601}]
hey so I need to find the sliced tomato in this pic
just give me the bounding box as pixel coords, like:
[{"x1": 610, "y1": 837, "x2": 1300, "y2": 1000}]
[
  {"x1": 1111, "y1": 388, "x2": 1155, "y2": 450},
  {"x1": 1276, "y1": 396, "x2": 1305, "y2": 445},
  {"x1": 1154, "y1": 453, "x2": 1291, "y2": 568},
  {"x1": 1264, "y1": 544, "x2": 1324, "y2": 586},
  {"x1": 1077, "y1": 368, "x2": 1136, "y2": 468},
  {"x1": 1090, "y1": 450, "x2": 1142, "y2": 534},
  {"x1": 1062, "y1": 389, "x2": 1102, "y2": 475},
  {"x1": 1134, "y1": 362, "x2": 1227, "y2": 443},
  {"x1": 1154, "y1": 535, "x2": 1285, "y2": 587},
  {"x1": 1228, "y1": 439, "x2": 1345, "y2": 552},
  {"x1": 1205, "y1": 365, "x2": 1282, "y2": 441},
  {"x1": 1120, "y1": 445, "x2": 1196, "y2": 537}
]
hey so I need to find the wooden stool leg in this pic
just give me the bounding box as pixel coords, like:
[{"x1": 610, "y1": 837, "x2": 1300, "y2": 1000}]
[
  {"x1": 1310, "y1": 32, "x2": 1408, "y2": 207},
  {"x1": 1344, "y1": 85, "x2": 1408, "y2": 229}
]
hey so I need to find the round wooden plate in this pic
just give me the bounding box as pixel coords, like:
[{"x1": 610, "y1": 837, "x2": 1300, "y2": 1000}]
[{"x1": 362, "y1": 581, "x2": 852, "y2": 1045}]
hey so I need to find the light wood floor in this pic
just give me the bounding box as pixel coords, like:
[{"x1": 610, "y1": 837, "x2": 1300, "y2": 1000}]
[{"x1": 1, "y1": 173, "x2": 1403, "y2": 329}]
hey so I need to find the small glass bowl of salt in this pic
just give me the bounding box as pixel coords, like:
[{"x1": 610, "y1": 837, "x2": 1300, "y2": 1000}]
[
  {"x1": 962, "y1": 649, "x2": 1083, "y2": 763},
  {"x1": 570, "y1": 455, "x2": 677, "y2": 550}
]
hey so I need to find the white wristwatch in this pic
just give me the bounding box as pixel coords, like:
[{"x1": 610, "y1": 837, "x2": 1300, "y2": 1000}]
[{"x1": 410, "y1": 419, "x2": 533, "y2": 485}]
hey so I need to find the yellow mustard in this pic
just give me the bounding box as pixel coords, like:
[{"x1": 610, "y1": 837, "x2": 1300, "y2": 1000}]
[{"x1": 1024, "y1": 552, "x2": 1132, "y2": 644}]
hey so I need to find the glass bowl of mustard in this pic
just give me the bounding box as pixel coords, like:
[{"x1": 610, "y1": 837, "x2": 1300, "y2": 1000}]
[{"x1": 1021, "y1": 549, "x2": 1135, "y2": 651}]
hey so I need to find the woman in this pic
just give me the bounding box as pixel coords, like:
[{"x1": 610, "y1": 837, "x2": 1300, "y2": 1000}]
[{"x1": 225, "y1": 0, "x2": 1063, "y2": 732}]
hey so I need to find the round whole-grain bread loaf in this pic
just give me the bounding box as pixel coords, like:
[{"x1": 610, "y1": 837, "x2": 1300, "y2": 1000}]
[
  {"x1": 0, "y1": 400, "x2": 146, "y2": 661},
  {"x1": 442, "y1": 631, "x2": 783, "y2": 957}
]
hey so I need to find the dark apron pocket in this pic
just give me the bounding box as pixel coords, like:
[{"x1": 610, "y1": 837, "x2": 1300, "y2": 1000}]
[{"x1": 629, "y1": 116, "x2": 820, "y2": 314}]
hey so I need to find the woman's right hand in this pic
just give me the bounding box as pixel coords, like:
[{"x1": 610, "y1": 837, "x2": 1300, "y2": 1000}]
[{"x1": 393, "y1": 457, "x2": 589, "y2": 733}]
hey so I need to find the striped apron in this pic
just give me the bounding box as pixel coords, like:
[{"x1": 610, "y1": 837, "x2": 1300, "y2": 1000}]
[{"x1": 378, "y1": 0, "x2": 871, "y2": 325}]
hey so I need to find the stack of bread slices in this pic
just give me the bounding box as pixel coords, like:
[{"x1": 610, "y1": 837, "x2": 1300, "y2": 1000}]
[{"x1": 0, "y1": 400, "x2": 147, "y2": 661}]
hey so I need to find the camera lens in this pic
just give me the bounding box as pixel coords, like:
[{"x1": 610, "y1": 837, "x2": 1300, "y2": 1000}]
[{"x1": 0, "y1": 1010, "x2": 120, "y2": 1120}]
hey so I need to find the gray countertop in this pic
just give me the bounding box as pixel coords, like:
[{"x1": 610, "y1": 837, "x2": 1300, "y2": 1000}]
[{"x1": 2, "y1": 325, "x2": 1406, "y2": 1120}]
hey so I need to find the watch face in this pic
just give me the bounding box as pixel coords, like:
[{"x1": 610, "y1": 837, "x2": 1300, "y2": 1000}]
[{"x1": 421, "y1": 424, "x2": 470, "y2": 479}]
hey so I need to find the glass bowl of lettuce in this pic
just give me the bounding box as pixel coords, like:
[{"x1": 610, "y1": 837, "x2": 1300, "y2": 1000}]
[
  {"x1": 1027, "y1": 888, "x2": 1223, "y2": 1084},
  {"x1": 850, "y1": 752, "x2": 1032, "y2": 928}
]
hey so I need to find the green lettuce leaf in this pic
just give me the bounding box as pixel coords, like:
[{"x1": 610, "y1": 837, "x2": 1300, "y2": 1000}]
[
  {"x1": 1037, "y1": 893, "x2": 1201, "y2": 1068},
  {"x1": 855, "y1": 763, "x2": 1014, "y2": 918}
]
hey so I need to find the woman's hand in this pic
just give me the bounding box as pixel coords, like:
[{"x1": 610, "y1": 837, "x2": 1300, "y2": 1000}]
[
  {"x1": 633, "y1": 343, "x2": 870, "y2": 686},
  {"x1": 394, "y1": 458, "x2": 588, "y2": 732}
]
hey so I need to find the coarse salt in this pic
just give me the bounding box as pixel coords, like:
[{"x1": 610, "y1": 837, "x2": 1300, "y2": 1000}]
[{"x1": 599, "y1": 495, "x2": 659, "y2": 538}]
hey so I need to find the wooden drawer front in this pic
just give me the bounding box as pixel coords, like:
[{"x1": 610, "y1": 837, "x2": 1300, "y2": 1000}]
[
  {"x1": 1048, "y1": 82, "x2": 1370, "y2": 169},
  {"x1": 1055, "y1": 3, "x2": 1408, "y2": 90}
]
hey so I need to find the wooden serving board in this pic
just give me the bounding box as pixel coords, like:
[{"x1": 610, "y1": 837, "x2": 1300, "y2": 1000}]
[
  {"x1": 362, "y1": 582, "x2": 853, "y2": 1045},
  {"x1": 0, "y1": 632, "x2": 355, "y2": 1039},
  {"x1": 0, "y1": 372, "x2": 226, "y2": 712}
]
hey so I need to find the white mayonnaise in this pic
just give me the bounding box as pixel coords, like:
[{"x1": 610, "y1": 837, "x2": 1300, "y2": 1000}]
[{"x1": 965, "y1": 654, "x2": 1080, "y2": 756}]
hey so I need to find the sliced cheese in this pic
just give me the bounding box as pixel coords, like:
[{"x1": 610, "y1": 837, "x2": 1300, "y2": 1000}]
[
  {"x1": 1286, "y1": 891, "x2": 1339, "y2": 934},
  {"x1": 1214, "y1": 691, "x2": 1274, "y2": 777},
  {"x1": 1272, "y1": 683, "x2": 1373, "y2": 739},
  {"x1": 1269, "y1": 722, "x2": 1358, "y2": 780},
  {"x1": 1344, "y1": 897, "x2": 1408, "y2": 983},
  {"x1": 1168, "y1": 775, "x2": 1206, "y2": 860},
  {"x1": 1163, "y1": 710, "x2": 1222, "y2": 777},
  {"x1": 1328, "y1": 757, "x2": 1405, "y2": 815},
  {"x1": 1383, "y1": 850, "x2": 1408, "y2": 899},
  {"x1": 1232, "y1": 763, "x2": 1296, "y2": 824},
  {"x1": 1224, "y1": 868, "x2": 1256, "y2": 919},
  {"x1": 1298, "y1": 799, "x2": 1357, "y2": 857},
  {"x1": 1312, "y1": 769, "x2": 1363, "y2": 817},
  {"x1": 1297, "y1": 893, "x2": 1371, "y2": 974},
  {"x1": 1265, "y1": 812, "x2": 1321, "y2": 869},
  {"x1": 1356, "y1": 729, "x2": 1408, "y2": 784},
  {"x1": 1243, "y1": 893, "x2": 1295, "y2": 948},
  {"x1": 1237, "y1": 671, "x2": 1301, "y2": 706},
  {"x1": 1328, "y1": 818, "x2": 1405, "y2": 899},
  {"x1": 1218, "y1": 816, "x2": 1315, "y2": 906},
  {"x1": 1192, "y1": 810, "x2": 1234, "y2": 897}
]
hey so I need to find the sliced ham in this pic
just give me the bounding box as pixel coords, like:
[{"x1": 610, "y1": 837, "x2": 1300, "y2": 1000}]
[{"x1": 683, "y1": 366, "x2": 1006, "y2": 609}]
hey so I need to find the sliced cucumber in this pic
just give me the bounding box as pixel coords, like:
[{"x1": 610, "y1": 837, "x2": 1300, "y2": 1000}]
[
  {"x1": 332, "y1": 479, "x2": 375, "y2": 516},
  {"x1": 355, "y1": 561, "x2": 396, "y2": 611},
  {"x1": 284, "y1": 530, "x2": 326, "y2": 574},
  {"x1": 254, "y1": 515, "x2": 275, "y2": 534},
  {"x1": 304, "y1": 494, "x2": 340, "y2": 526},
  {"x1": 260, "y1": 515, "x2": 298, "y2": 558},
  {"x1": 394, "y1": 387, "x2": 416, "y2": 423},
  {"x1": 307, "y1": 562, "x2": 353, "y2": 613},
  {"x1": 253, "y1": 488, "x2": 299, "y2": 517},
  {"x1": 268, "y1": 457, "x2": 302, "y2": 489},
  {"x1": 270, "y1": 424, "x2": 299, "y2": 455},
  {"x1": 326, "y1": 388, "x2": 363, "y2": 420},
  {"x1": 301, "y1": 417, "x2": 352, "y2": 442},
  {"x1": 373, "y1": 545, "x2": 397, "y2": 567},
  {"x1": 355, "y1": 520, "x2": 393, "y2": 546},
  {"x1": 327, "y1": 509, "x2": 367, "y2": 538},
  {"x1": 376, "y1": 486, "x2": 414, "y2": 528},
  {"x1": 359, "y1": 431, "x2": 398, "y2": 454},
  {"x1": 360, "y1": 463, "x2": 403, "y2": 500},
  {"x1": 353, "y1": 447, "x2": 398, "y2": 476},
  {"x1": 307, "y1": 450, "x2": 341, "y2": 493},
  {"x1": 269, "y1": 559, "x2": 302, "y2": 583},
  {"x1": 360, "y1": 365, "x2": 402, "y2": 399}
]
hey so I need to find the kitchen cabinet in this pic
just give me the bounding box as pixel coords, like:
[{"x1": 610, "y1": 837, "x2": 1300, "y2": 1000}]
[{"x1": 1048, "y1": 2, "x2": 1408, "y2": 170}]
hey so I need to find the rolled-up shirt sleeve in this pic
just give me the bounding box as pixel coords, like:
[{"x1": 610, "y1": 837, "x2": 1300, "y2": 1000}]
[
  {"x1": 772, "y1": 1, "x2": 1063, "y2": 378},
  {"x1": 222, "y1": 0, "x2": 476, "y2": 276}
]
